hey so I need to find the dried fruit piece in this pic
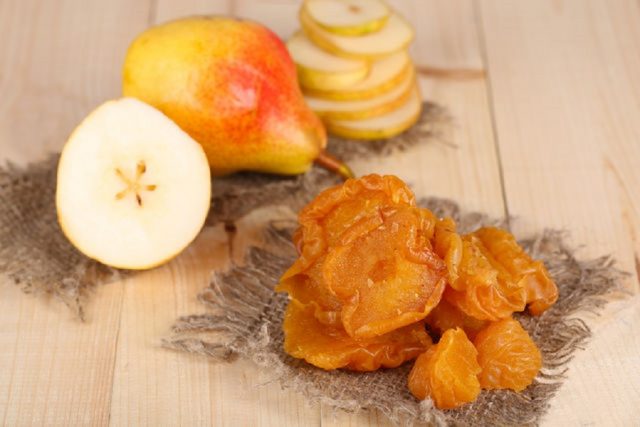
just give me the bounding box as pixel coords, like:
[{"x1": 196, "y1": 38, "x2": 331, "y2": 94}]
[
  {"x1": 277, "y1": 173, "x2": 552, "y2": 404},
  {"x1": 472, "y1": 227, "x2": 558, "y2": 315},
  {"x1": 408, "y1": 328, "x2": 481, "y2": 409},
  {"x1": 435, "y1": 221, "x2": 526, "y2": 320},
  {"x1": 278, "y1": 174, "x2": 446, "y2": 337},
  {"x1": 435, "y1": 225, "x2": 556, "y2": 320},
  {"x1": 276, "y1": 259, "x2": 342, "y2": 326},
  {"x1": 324, "y1": 206, "x2": 445, "y2": 338},
  {"x1": 443, "y1": 232, "x2": 527, "y2": 320},
  {"x1": 474, "y1": 317, "x2": 542, "y2": 391},
  {"x1": 425, "y1": 299, "x2": 487, "y2": 340},
  {"x1": 281, "y1": 174, "x2": 415, "y2": 278},
  {"x1": 283, "y1": 301, "x2": 432, "y2": 371},
  {"x1": 433, "y1": 217, "x2": 463, "y2": 287}
]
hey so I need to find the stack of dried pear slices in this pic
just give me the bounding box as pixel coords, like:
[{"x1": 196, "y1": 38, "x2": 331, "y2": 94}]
[{"x1": 287, "y1": 0, "x2": 421, "y2": 140}]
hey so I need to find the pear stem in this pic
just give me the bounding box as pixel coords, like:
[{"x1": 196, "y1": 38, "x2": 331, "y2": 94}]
[{"x1": 315, "y1": 151, "x2": 354, "y2": 181}]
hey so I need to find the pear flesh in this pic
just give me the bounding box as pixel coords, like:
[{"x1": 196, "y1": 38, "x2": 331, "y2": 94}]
[
  {"x1": 287, "y1": 31, "x2": 369, "y2": 91},
  {"x1": 305, "y1": 68, "x2": 416, "y2": 120},
  {"x1": 303, "y1": 50, "x2": 411, "y2": 101},
  {"x1": 303, "y1": 0, "x2": 390, "y2": 36},
  {"x1": 287, "y1": 0, "x2": 423, "y2": 140},
  {"x1": 301, "y1": 8, "x2": 414, "y2": 59},
  {"x1": 56, "y1": 98, "x2": 211, "y2": 270},
  {"x1": 324, "y1": 86, "x2": 422, "y2": 140}
]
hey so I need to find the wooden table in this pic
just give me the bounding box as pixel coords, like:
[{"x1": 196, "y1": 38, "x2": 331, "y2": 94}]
[{"x1": 1, "y1": 1, "x2": 639, "y2": 425}]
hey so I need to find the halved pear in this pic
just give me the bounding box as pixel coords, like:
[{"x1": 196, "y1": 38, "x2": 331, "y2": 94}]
[
  {"x1": 302, "y1": 0, "x2": 391, "y2": 36},
  {"x1": 56, "y1": 98, "x2": 211, "y2": 270},
  {"x1": 325, "y1": 85, "x2": 422, "y2": 140},
  {"x1": 303, "y1": 50, "x2": 411, "y2": 101},
  {"x1": 306, "y1": 68, "x2": 415, "y2": 120},
  {"x1": 287, "y1": 31, "x2": 369, "y2": 91},
  {"x1": 300, "y1": 8, "x2": 413, "y2": 59}
]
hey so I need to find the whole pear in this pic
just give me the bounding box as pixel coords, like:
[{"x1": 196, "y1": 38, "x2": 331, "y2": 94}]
[{"x1": 123, "y1": 17, "x2": 347, "y2": 177}]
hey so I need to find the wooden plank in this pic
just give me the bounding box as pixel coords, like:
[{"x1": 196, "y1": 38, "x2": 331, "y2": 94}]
[
  {"x1": 155, "y1": 0, "x2": 300, "y2": 38},
  {"x1": 323, "y1": 0, "x2": 505, "y2": 424},
  {"x1": 108, "y1": 1, "x2": 321, "y2": 425},
  {"x1": 404, "y1": 0, "x2": 484, "y2": 71},
  {"x1": 154, "y1": 0, "x2": 230, "y2": 24},
  {"x1": 0, "y1": 0, "x2": 151, "y2": 164},
  {"x1": 0, "y1": 282, "x2": 125, "y2": 426},
  {"x1": 348, "y1": 0, "x2": 502, "y2": 216},
  {"x1": 226, "y1": 208, "x2": 321, "y2": 427},
  {"x1": 0, "y1": 0, "x2": 151, "y2": 425},
  {"x1": 5, "y1": 0, "x2": 637, "y2": 425},
  {"x1": 108, "y1": 214, "x2": 320, "y2": 426},
  {"x1": 233, "y1": 0, "x2": 300, "y2": 39},
  {"x1": 108, "y1": 228, "x2": 228, "y2": 426},
  {"x1": 478, "y1": 0, "x2": 640, "y2": 424}
]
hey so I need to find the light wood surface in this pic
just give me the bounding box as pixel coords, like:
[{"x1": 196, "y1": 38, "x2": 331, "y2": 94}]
[{"x1": 1, "y1": 0, "x2": 639, "y2": 425}]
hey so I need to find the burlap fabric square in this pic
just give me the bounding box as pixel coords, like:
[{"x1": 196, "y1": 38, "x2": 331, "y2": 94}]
[
  {"x1": 0, "y1": 103, "x2": 627, "y2": 424},
  {"x1": 163, "y1": 197, "x2": 626, "y2": 426}
]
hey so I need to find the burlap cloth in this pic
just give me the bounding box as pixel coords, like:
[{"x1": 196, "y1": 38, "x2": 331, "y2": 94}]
[
  {"x1": 0, "y1": 102, "x2": 445, "y2": 317},
  {"x1": 0, "y1": 102, "x2": 627, "y2": 424},
  {"x1": 163, "y1": 200, "x2": 626, "y2": 426}
]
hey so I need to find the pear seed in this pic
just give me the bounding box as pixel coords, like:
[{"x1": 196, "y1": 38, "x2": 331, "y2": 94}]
[
  {"x1": 136, "y1": 161, "x2": 146, "y2": 178},
  {"x1": 115, "y1": 189, "x2": 128, "y2": 200},
  {"x1": 115, "y1": 168, "x2": 131, "y2": 184}
]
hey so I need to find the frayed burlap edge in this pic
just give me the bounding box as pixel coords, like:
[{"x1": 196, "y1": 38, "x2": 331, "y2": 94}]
[
  {"x1": 0, "y1": 102, "x2": 449, "y2": 316},
  {"x1": 163, "y1": 198, "x2": 628, "y2": 426},
  {"x1": 0, "y1": 156, "x2": 125, "y2": 319}
]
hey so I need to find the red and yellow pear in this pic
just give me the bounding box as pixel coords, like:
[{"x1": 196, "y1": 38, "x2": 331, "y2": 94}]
[{"x1": 123, "y1": 17, "x2": 350, "y2": 178}]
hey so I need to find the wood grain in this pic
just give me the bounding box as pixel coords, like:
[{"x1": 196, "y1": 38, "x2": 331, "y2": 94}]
[
  {"x1": 323, "y1": 0, "x2": 505, "y2": 424},
  {"x1": 387, "y1": 0, "x2": 504, "y2": 218},
  {"x1": 478, "y1": 0, "x2": 640, "y2": 424},
  {"x1": 0, "y1": 282, "x2": 125, "y2": 425},
  {"x1": 0, "y1": 0, "x2": 151, "y2": 164},
  {"x1": 108, "y1": 228, "x2": 228, "y2": 426},
  {"x1": 1, "y1": 0, "x2": 639, "y2": 425},
  {"x1": 0, "y1": 0, "x2": 150, "y2": 425},
  {"x1": 112, "y1": 2, "x2": 323, "y2": 425}
]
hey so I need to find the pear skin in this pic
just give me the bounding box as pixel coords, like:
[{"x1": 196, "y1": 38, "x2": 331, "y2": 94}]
[{"x1": 123, "y1": 17, "x2": 328, "y2": 176}]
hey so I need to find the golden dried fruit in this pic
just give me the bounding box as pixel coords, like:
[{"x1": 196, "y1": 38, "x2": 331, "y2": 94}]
[
  {"x1": 439, "y1": 227, "x2": 557, "y2": 321},
  {"x1": 472, "y1": 227, "x2": 558, "y2": 315},
  {"x1": 278, "y1": 174, "x2": 415, "y2": 295},
  {"x1": 408, "y1": 328, "x2": 481, "y2": 409},
  {"x1": 443, "y1": 233, "x2": 526, "y2": 320},
  {"x1": 323, "y1": 206, "x2": 446, "y2": 338},
  {"x1": 433, "y1": 217, "x2": 463, "y2": 286},
  {"x1": 474, "y1": 317, "x2": 542, "y2": 392},
  {"x1": 283, "y1": 301, "x2": 432, "y2": 371},
  {"x1": 277, "y1": 173, "x2": 556, "y2": 408},
  {"x1": 425, "y1": 299, "x2": 487, "y2": 341},
  {"x1": 277, "y1": 257, "x2": 343, "y2": 326},
  {"x1": 278, "y1": 174, "x2": 446, "y2": 338}
]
